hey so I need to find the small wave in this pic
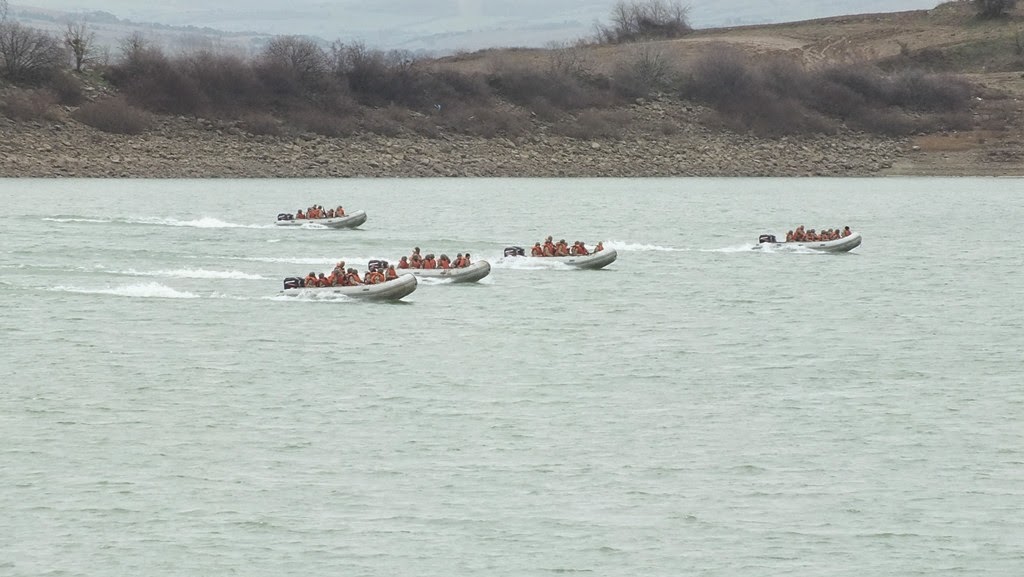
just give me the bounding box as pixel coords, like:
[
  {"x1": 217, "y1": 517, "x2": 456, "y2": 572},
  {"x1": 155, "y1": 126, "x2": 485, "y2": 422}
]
[
  {"x1": 52, "y1": 282, "x2": 199, "y2": 299},
  {"x1": 603, "y1": 240, "x2": 686, "y2": 252},
  {"x1": 42, "y1": 216, "x2": 112, "y2": 224},
  {"x1": 116, "y1": 268, "x2": 266, "y2": 280},
  {"x1": 239, "y1": 256, "x2": 345, "y2": 265}
]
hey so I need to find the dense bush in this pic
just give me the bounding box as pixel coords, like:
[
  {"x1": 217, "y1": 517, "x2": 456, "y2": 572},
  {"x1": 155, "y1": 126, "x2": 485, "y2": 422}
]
[
  {"x1": 72, "y1": 97, "x2": 153, "y2": 134},
  {"x1": 680, "y1": 49, "x2": 973, "y2": 136},
  {"x1": 1, "y1": 87, "x2": 57, "y2": 120},
  {"x1": 975, "y1": 0, "x2": 1017, "y2": 18}
]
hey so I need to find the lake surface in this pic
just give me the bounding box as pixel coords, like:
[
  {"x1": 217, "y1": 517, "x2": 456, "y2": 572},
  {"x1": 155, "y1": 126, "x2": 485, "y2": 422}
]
[{"x1": 1, "y1": 178, "x2": 1022, "y2": 577}]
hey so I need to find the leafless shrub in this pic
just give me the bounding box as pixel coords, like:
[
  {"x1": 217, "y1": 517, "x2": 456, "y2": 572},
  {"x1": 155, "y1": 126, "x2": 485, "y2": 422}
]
[
  {"x1": 488, "y1": 64, "x2": 616, "y2": 111},
  {"x1": 595, "y1": 0, "x2": 692, "y2": 44},
  {"x1": 72, "y1": 97, "x2": 153, "y2": 134},
  {"x1": 612, "y1": 45, "x2": 675, "y2": 97},
  {"x1": 47, "y1": 70, "x2": 84, "y2": 105},
  {"x1": 285, "y1": 107, "x2": 357, "y2": 137},
  {"x1": 553, "y1": 108, "x2": 633, "y2": 139},
  {"x1": 441, "y1": 104, "x2": 532, "y2": 138},
  {"x1": 241, "y1": 112, "x2": 284, "y2": 136},
  {"x1": 1, "y1": 87, "x2": 57, "y2": 119}
]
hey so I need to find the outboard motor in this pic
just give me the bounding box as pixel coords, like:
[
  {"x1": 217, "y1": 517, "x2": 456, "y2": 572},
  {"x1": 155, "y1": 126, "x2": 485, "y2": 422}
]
[
  {"x1": 283, "y1": 277, "x2": 304, "y2": 289},
  {"x1": 758, "y1": 234, "x2": 777, "y2": 244},
  {"x1": 277, "y1": 213, "x2": 294, "y2": 221},
  {"x1": 368, "y1": 259, "x2": 388, "y2": 272},
  {"x1": 504, "y1": 246, "x2": 525, "y2": 257}
]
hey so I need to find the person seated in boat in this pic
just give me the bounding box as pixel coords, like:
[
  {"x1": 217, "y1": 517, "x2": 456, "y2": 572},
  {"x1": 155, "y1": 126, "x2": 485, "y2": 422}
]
[
  {"x1": 336, "y1": 206, "x2": 345, "y2": 217},
  {"x1": 422, "y1": 254, "x2": 437, "y2": 269},
  {"x1": 365, "y1": 268, "x2": 386, "y2": 284},
  {"x1": 295, "y1": 209, "x2": 306, "y2": 219},
  {"x1": 303, "y1": 271, "x2": 317, "y2": 287},
  {"x1": 842, "y1": 226, "x2": 852, "y2": 237},
  {"x1": 462, "y1": 253, "x2": 471, "y2": 267},
  {"x1": 542, "y1": 236, "x2": 556, "y2": 256},
  {"x1": 438, "y1": 254, "x2": 451, "y2": 269},
  {"x1": 555, "y1": 239, "x2": 570, "y2": 256},
  {"x1": 385, "y1": 265, "x2": 399, "y2": 281},
  {"x1": 576, "y1": 241, "x2": 591, "y2": 255},
  {"x1": 785, "y1": 230, "x2": 794, "y2": 242},
  {"x1": 313, "y1": 272, "x2": 329, "y2": 287},
  {"x1": 397, "y1": 256, "x2": 411, "y2": 269},
  {"x1": 531, "y1": 243, "x2": 544, "y2": 257},
  {"x1": 791, "y1": 225, "x2": 805, "y2": 242},
  {"x1": 453, "y1": 253, "x2": 464, "y2": 267},
  {"x1": 593, "y1": 241, "x2": 604, "y2": 252},
  {"x1": 345, "y1": 268, "x2": 362, "y2": 285},
  {"x1": 325, "y1": 208, "x2": 334, "y2": 218}
]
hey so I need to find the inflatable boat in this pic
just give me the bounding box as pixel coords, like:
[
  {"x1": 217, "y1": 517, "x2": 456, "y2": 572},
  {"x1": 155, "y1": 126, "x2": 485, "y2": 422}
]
[
  {"x1": 754, "y1": 232, "x2": 862, "y2": 253},
  {"x1": 279, "y1": 273, "x2": 416, "y2": 301},
  {"x1": 503, "y1": 247, "x2": 617, "y2": 270},
  {"x1": 396, "y1": 260, "x2": 491, "y2": 283},
  {"x1": 275, "y1": 210, "x2": 367, "y2": 229}
]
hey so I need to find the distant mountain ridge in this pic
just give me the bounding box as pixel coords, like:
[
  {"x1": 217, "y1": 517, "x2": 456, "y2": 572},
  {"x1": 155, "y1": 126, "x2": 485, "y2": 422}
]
[{"x1": 10, "y1": 1, "x2": 942, "y2": 53}]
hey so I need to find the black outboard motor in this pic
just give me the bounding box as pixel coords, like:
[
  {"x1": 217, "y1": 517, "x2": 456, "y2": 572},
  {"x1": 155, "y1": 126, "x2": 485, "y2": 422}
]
[
  {"x1": 277, "y1": 213, "x2": 294, "y2": 221},
  {"x1": 368, "y1": 259, "x2": 388, "y2": 272},
  {"x1": 758, "y1": 234, "x2": 777, "y2": 244},
  {"x1": 504, "y1": 246, "x2": 525, "y2": 257},
  {"x1": 283, "y1": 277, "x2": 304, "y2": 289}
]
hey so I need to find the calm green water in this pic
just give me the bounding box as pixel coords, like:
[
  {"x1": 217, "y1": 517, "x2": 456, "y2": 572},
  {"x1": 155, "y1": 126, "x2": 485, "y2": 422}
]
[{"x1": 1, "y1": 178, "x2": 1022, "y2": 577}]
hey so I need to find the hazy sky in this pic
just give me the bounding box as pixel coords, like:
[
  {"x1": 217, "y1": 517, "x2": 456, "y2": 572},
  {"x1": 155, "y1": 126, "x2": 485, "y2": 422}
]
[{"x1": 14, "y1": 1, "x2": 943, "y2": 50}]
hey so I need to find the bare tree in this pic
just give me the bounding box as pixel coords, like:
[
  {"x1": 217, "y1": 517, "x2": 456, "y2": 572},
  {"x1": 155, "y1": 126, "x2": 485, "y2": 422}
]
[
  {"x1": 63, "y1": 20, "x2": 95, "y2": 72},
  {"x1": 118, "y1": 32, "x2": 150, "y2": 65},
  {"x1": 0, "y1": 21, "x2": 67, "y2": 83},
  {"x1": 262, "y1": 35, "x2": 327, "y2": 80}
]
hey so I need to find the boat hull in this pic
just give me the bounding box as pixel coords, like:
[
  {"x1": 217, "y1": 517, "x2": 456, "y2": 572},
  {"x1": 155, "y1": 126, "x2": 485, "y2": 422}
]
[
  {"x1": 398, "y1": 261, "x2": 491, "y2": 283},
  {"x1": 756, "y1": 232, "x2": 862, "y2": 253},
  {"x1": 275, "y1": 210, "x2": 367, "y2": 229},
  {"x1": 517, "y1": 249, "x2": 617, "y2": 269},
  {"x1": 279, "y1": 274, "x2": 417, "y2": 301}
]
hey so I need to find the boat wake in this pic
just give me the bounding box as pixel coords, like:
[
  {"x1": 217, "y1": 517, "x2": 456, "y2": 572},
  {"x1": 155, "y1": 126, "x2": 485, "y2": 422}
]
[
  {"x1": 113, "y1": 268, "x2": 266, "y2": 280},
  {"x1": 51, "y1": 282, "x2": 200, "y2": 299},
  {"x1": 44, "y1": 215, "x2": 271, "y2": 229},
  {"x1": 603, "y1": 241, "x2": 687, "y2": 252}
]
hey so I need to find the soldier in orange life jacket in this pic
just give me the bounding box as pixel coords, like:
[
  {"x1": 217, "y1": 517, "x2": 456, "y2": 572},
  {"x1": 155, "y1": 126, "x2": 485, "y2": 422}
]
[
  {"x1": 398, "y1": 256, "x2": 410, "y2": 269},
  {"x1": 296, "y1": 209, "x2": 306, "y2": 219},
  {"x1": 345, "y1": 268, "x2": 362, "y2": 285},
  {"x1": 531, "y1": 243, "x2": 544, "y2": 256},
  {"x1": 842, "y1": 226, "x2": 852, "y2": 237},
  {"x1": 365, "y1": 269, "x2": 385, "y2": 284},
  {"x1": 385, "y1": 265, "x2": 399, "y2": 281},
  {"x1": 304, "y1": 271, "x2": 317, "y2": 287},
  {"x1": 555, "y1": 239, "x2": 569, "y2": 256},
  {"x1": 422, "y1": 255, "x2": 437, "y2": 269},
  {"x1": 316, "y1": 272, "x2": 331, "y2": 287},
  {"x1": 438, "y1": 255, "x2": 451, "y2": 269},
  {"x1": 462, "y1": 253, "x2": 471, "y2": 266},
  {"x1": 336, "y1": 206, "x2": 345, "y2": 216},
  {"x1": 454, "y1": 253, "x2": 464, "y2": 267},
  {"x1": 593, "y1": 241, "x2": 604, "y2": 252}
]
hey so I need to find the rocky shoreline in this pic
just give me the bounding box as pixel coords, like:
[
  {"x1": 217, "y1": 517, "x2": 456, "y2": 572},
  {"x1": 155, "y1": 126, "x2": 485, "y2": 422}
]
[{"x1": 0, "y1": 98, "x2": 991, "y2": 178}]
